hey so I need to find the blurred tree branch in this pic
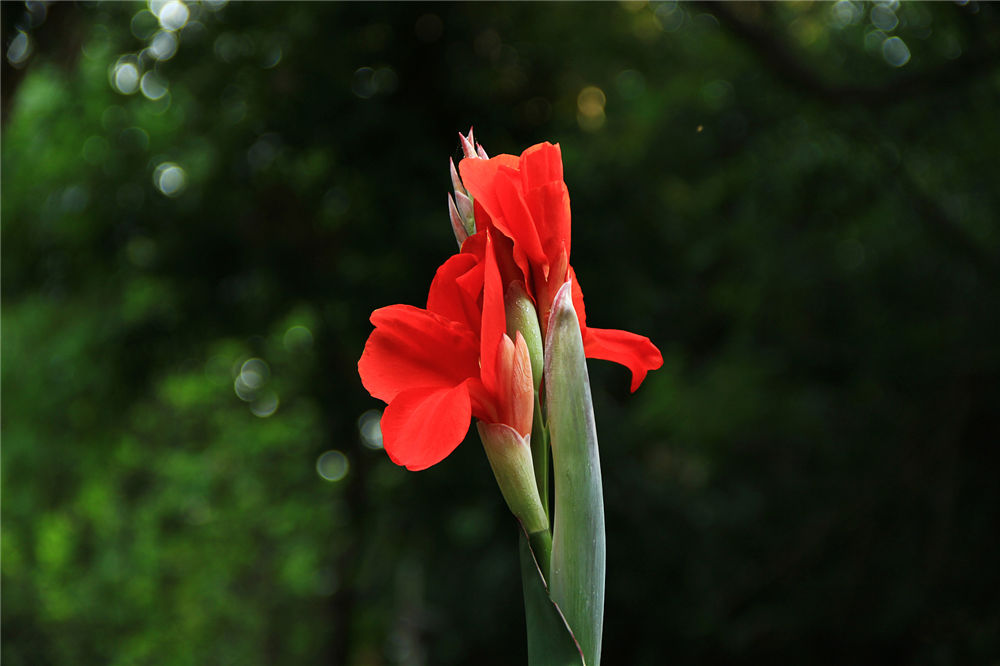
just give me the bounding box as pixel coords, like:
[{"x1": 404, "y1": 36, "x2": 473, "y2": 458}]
[
  {"x1": 700, "y1": 2, "x2": 1000, "y2": 108},
  {"x1": 698, "y1": 1, "x2": 1000, "y2": 281},
  {"x1": 2, "y1": 2, "x2": 85, "y2": 125}
]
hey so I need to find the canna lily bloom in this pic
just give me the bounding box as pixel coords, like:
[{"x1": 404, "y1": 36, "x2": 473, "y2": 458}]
[
  {"x1": 358, "y1": 230, "x2": 533, "y2": 471},
  {"x1": 458, "y1": 141, "x2": 663, "y2": 392}
]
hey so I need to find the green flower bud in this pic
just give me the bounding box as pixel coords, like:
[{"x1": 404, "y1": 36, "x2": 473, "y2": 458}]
[
  {"x1": 504, "y1": 281, "x2": 544, "y2": 390},
  {"x1": 477, "y1": 421, "x2": 549, "y2": 536}
]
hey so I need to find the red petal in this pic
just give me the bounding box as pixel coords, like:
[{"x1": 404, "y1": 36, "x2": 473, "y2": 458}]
[
  {"x1": 568, "y1": 265, "x2": 587, "y2": 330},
  {"x1": 518, "y1": 142, "x2": 563, "y2": 189},
  {"x1": 525, "y1": 181, "x2": 571, "y2": 265},
  {"x1": 427, "y1": 253, "x2": 481, "y2": 332},
  {"x1": 381, "y1": 384, "x2": 472, "y2": 470},
  {"x1": 584, "y1": 326, "x2": 664, "y2": 392},
  {"x1": 358, "y1": 305, "x2": 479, "y2": 403},
  {"x1": 495, "y1": 170, "x2": 548, "y2": 276},
  {"x1": 520, "y1": 143, "x2": 571, "y2": 264},
  {"x1": 458, "y1": 154, "x2": 520, "y2": 224},
  {"x1": 479, "y1": 231, "x2": 506, "y2": 397}
]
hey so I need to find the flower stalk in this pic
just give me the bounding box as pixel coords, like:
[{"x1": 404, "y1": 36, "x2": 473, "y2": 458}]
[{"x1": 358, "y1": 130, "x2": 663, "y2": 666}]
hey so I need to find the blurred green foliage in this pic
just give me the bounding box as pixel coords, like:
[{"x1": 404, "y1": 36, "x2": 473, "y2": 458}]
[{"x1": 3, "y1": 1, "x2": 999, "y2": 664}]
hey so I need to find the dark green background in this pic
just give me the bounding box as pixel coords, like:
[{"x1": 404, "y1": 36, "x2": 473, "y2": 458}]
[{"x1": 3, "y1": 2, "x2": 999, "y2": 664}]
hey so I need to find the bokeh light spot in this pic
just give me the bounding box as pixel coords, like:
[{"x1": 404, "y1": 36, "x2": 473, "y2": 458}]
[
  {"x1": 352, "y1": 67, "x2": 376, "y2": 99},
  {"x1": 240, "y1": 358, "x2": 270, "y2": 390},
  {"x1": 7, "y1": 30, "x2": 32, "y2": 67},
  {"x1": 250, "y1": 390, "x2": 279, "y2": 418},
  {"x1": 358, "y1": 409, "x2": 383, "y2": 450},
  {"x1": 234, "y1": 375, "x2": 255, "y2": 401},
  {"x1": 870, "y1": 4, "x2": 898, "y2": 32},
  {"x1": 882, "y1": 36, "x2": 911, "y2": 67},
  {"x1": 140, "y1": 72, "x2": 168, "y2": 100},
  {"x1": 149, "y1": 31, "x2": 178, "y2": 61},
  {"x1": 153, "y1": 162, "x2": 187, "y2": 197},
  {"x1": 157, "y1": 0, "x2": 190, "y2": 31},
  {"x1": 283, "y1": 325, "x2": 314, "y2": 352},
  {"x1": 577, "y1": 85, "x2": 607, "y2": 132},
  {"x1": 111, "y1": 57, "x2": 140, "y2": 95},
  {"x1": 829, "y1": 0, "x2": 862, "y2": 29},
  {"x1": 316, "y1": 450, "x2": 349, "y2": 482},
  {"x1": 262, "y1": 45, "x2": 282, "y2": 69},
  {"x1": 655, "y1": 2, "x2": 684, "y2": 32},
  {"x1": 863, "y1": 28, "x2": 886, "y2": 54}
]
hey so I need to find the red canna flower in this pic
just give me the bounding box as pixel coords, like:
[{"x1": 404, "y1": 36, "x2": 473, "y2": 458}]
[
  {"x1": 458, "y1": 141, "x2": 663, "y2": 392},
  {"x1": 359, "y1": 134, "x2": 662, "y2": 472},
  {"x1": 358, "y1": 230, "x2": 533, "y2": 471}
]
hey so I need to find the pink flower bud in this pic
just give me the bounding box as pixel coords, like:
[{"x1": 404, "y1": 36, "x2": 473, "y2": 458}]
[{"x1": 495, "y1": 332, "x2": 534, "y2": 437}]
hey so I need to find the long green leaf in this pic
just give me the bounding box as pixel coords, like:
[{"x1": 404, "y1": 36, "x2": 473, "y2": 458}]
[
  {"x1": 544, "y1": 281, "x2": 606, "y2": 666},
  {"x1": 519, "y1": 530, "x2": 585, "y2": 666}
]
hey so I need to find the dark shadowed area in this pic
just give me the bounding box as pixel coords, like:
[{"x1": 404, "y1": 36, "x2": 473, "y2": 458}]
[{"x1": 3, "y1": 2, "x2": 999, "y2": 664}]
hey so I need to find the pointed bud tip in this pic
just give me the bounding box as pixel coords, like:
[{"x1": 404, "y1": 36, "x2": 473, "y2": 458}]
[
  {"x1": 547, "y1": 281, "x2": 577, "y2": 331},
  {"x1": 448, "y1": 194, "x2": 469, "y2": 246},
  {"x1": 459, "y1": 129, "x2": 477, "y2": 159},
  {"x1": 449, "y1": 157, "x2": 466, "y2": 196}
]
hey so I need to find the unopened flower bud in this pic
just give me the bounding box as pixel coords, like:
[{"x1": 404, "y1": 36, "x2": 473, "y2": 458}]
[
  {"x1": 449, "y1": 157, "x2": 466, "y2": 197},
  {"x1": 459, "y1": 127, "x2": 489, "y2": 161},
  {"x1": 448, "y1": 194, "x2": 468, "y2": 246},
  {"x1": 459, "y1": 128, "x2": 478, "y2": 160},
  {"x1": 449, "y1": 132, "x2": 487, "y2": 242},
  {"x1": 504, "y1": 281, "x2": 544, "y2": 390},
  {"x1": 454, "y1": 190, "x2": 474, "y2": 228},
  {"x1": 496, "y1": 332, "x2": 534, "y2": 437},
  {"x1": 477, "y1": 421, "x2": 548, "y2": 535}
]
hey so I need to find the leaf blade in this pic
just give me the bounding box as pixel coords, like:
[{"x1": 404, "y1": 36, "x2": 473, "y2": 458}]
[
  {"x1": 544, "y1": 281, "x2": 606, "y2": 666},
  {"x1": 519, "y1": 530, "x2": 586, "y2": 666}
]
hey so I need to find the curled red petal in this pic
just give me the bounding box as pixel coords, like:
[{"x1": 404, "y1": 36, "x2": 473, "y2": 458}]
[
  {"x1": 457, "y1": 153, "x2": 520, "y2": 225},
  {"x1": 480, "y1": 231, "x2": 506, "y2": 397},
  {"x1": 518, "y1": 142, "x2": 563, "y2": 190},
  {"x1": 525, "y1": 181, "x2": 571, "y2": 268},
  {"x1": 358, "y1": 305, "x2": 479, "y2": 403},
  {"x1": 519, "y1": 143, "x2": 571, "y2": 262},
  {"x1": 495, "y1": 170, "x2": 549, "y2": 277},
  {"x1": 427, "y1": 252, "x2": 481, "y2": 332},
  {"x1": 381, "y1": 384, "x2": 472, "y2": 471},
  {"x1": 584, "y1": 326, "x2": 664, "y2": 393}
]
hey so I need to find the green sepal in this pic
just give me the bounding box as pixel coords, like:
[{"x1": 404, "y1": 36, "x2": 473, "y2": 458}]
[
  {"x1": 477, "y1": 422, "x2": 549, "y2": 536},
  {"x1": 544, "y1": 281, "x2": 606, "y2": 666},
  {"x1": 519, "y1": 529, "x2": 585, "y2": 666}
]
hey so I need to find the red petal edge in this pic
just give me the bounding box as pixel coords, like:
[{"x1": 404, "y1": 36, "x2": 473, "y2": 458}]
[
  {"x1": 583, "y1": 326, "x2": 664, "y2": 393},
  {"x1": 358, "y1": 305, "x2": 480, "y2": 403},
  {"x1": 381, "y1": 383, "x2": 472, "y2": 471}
]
